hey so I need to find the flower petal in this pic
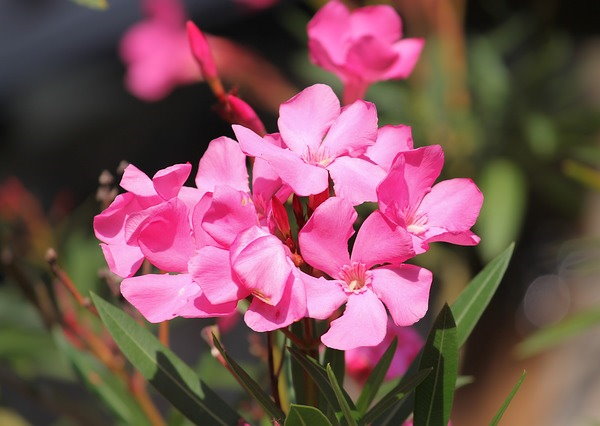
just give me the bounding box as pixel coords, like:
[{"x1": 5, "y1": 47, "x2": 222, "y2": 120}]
[
  {"x1": 344, "y1": 36, "x2": 398, "y2": 82},
  {"x1": 278, "y1": 84, "x2": 341, "y2": 155},
  {"x1": 100, "y1": 242, "x2": 144, "y2": 278},
  {"x1": 327, "y1": 156, "x2": 386, "y2": 205},
  {"x1": 94, "y1": 193, "x2": 140, "y2": 243},
  {"x1": 322, "y1": 100, "x2": 378, "y2": 157},
  {"x1": 188, "y1": 246, "x2": 248, "y2": 304},
  {"x1": 230, "y1": 227, "x2": 291, "y2": 306},
  {"x1": 120, "y1": 273, "x2": 200, "y2": 323},
  {"x1": 383, "y1": 38, "x2": 425, "y2": 80},
  {"x1": 417, "y1": 178, "x2": 484, "y2": 234},
  {"x1": 244, "y1": 270, "x2": 306, "y2": 332},
  {"x1": 370, "y1": 264, "x2": 432, "y2": 326},
  {"x1": 351, "y1": 211, "x2": 414, "y2": 268},
  {"x1": 298, "y1": 197, "x2": 355, "y2": 278},
  {"x1": 201, "y1": 185, "x2": 258, "y2": 248},
  {"x1": 301, "y1": 274, "x2": 347, "y2": 320},
  {"x1": 307, "y1": 1, "x2": 352, "y2": 67},
  {"x1": 152, "y1": 163, "x2": 192, "y2": 200},
  {"x1": 366, "y1": 125, "x2": 414, "y2": 171},
  {"x1": 120, "y1": 164, "x2": 156, "y2": 198},
  {"x1": 195, "y1": 136, "x2": 250, "y2": 195},
  {"x1": 234, "y1": 124, "x2": 329, "y2": 196},
  {"x1": 137, "y1": 200, "x2": 195, "y2": 273},
  {"x1": 177, "y1": 292, "x2": 238, "y2": 319},
  {"x1": 349, "y1": 4, "x2": 402, "y2": 43},
  {"x1": 321, "y1": 290, "x2": 387, "y2": 350}
]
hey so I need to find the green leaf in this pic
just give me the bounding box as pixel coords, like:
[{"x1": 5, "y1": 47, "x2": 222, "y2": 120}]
[
  {"x1": 212, "y1": 335, "x2": 285, "y2": 423},
  {"x1": 326, "y1": 364, "x2": 357, "y2": 426},
  {"x1": 414, "y1": 305, "x2": 458, "y2": 426},
  {"x1": 378, "y1": 244, "x2": 514, "y2": 425},
  {"x1": 356, "y1": 338, "x2": 397, "y2": 415},
  {"x1": 489, "y1": 371, "x2": 527, "y2": 425},
  {"x1": 90, "y1": 293, "x2": 243, "y2": 426},
  {"x1": 362, "y1": 368, "x2": 431, "y2": 425},
  {"x1": 70, "y1": 0, "x2": 108, "y2": 10},
  {"x1": 452, "y1": 243, "x2": 515, "y2": 346},
  {"x1": 285, "y1": 404, "x2": 332, "y2": 426},
  {"x1": 516, "y1": 308, "x2": 600, "y2": 358},
  {"x1": 53, "y1": 329, "x2": 150, "y2": 425},
  {"x1": 477, "y1": 160, "x2": 525, "y2": 262},
  {"x1": 323, "y1": 347, "x2": 345, "y2": 386},
  {"x1": 455, "y1": 375, "x2": 475, "y2": 389},
  {"x1": 288, "y1": 346, "x2": 355, "y2": 414}
]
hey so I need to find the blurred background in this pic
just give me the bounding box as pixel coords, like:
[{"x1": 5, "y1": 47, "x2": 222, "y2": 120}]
[{"x1": 1, "y1": 0, "x2": 599, "y2": 424}]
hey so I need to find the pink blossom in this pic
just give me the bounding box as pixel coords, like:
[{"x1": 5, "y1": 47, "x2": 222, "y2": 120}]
[
  {"x1": 377, "y1": 145, "x2": 483, "y2": 254},
  {"x1": 345, "y1": 321, "x2": 423, "y2": 383},
  {"x1": 299, "y1": 197, "x2": 432, "y2": 350},
  {"x1": 235, "y1": 84, "x2": 390, "y2": 205},
  {"x1": 120, "y1": 0, "x2": 200, "y2": 101},
  {"x1": 308, "y1": 0, "x2": 424, "y2": 104}
]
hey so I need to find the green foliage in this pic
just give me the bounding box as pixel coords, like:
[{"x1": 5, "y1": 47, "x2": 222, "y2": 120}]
[
  {"x1": 414, "y1": 305, "x2": 458, "y2": 426},
  {"x1": 212, "y1": 334, "x2": 286, "y2": 423},
  {"x1": 517, "y1": 308, "x2": 600, "y2": 358},
  {"x1": 90, "y1": 293, "x2": 243, "y2": 426},
  {"x1": 452, "y1": 243, "x2": 515, "y2": 346},
  {"x1": 286, "y1": 404, "x2": 332, "y2": 426},
  {"x1": 70, "y1": 0, "x2": 108, "y2": 10},
  {"x1": 355, "y1": 338, "x2": 397, "y2": 415},
  {"x1": 489, "y1": 371, "x2": 527, "y2": 425},
  {"x1": 53, "y1": 329, "x2": 150, "y2": 425},
  {"x1": 477, "y1": 161, "x2": 525, "y2": 262},
  {"x1": 326, "y1": 364, "x2": 358, "y2": 426}
]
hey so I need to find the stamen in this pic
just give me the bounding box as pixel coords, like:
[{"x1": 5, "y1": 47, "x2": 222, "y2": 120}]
[{"x1": 339, "y1": 262, "x2": 372, "y2": 294}]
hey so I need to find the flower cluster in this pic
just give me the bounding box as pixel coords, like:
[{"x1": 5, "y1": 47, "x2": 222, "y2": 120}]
[{"x1": 94, "y1": 82, "x2": 482, "y2": 350}]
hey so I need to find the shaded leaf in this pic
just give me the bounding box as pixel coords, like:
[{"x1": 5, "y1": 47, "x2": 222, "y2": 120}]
[
  {"x1": 285, "y1": 404, "x2": 332, "y2": 426},
  {"x1": 71, "y1": 0, "x2": 108, "y2": 10},
  {"x1": 323, "y1": 347, "x2": 345, "y2": 387},
  {"x1": 362, "y1": 368, "x2": 431, "y2": 425},
  {"x1": 489, "y1": 371, "x2": 527, "y2": 425},
  {"x1": 452, "y1": 243, "x2": 515, "y2": 346},
  {"x1": 414, "y1": 305, "x2": 458, "y2": 426},
  {"x1": 90, "y1": 293, "x2": 243, "y2": 426},
  {"x1": 212, "y1": 335, "x2": 285, "y2": 423},
  {"x1": 326, "y1": 364, "x2": 357, "y2": 426},
  {"x1": 356, "y1": 338, "x2": 397, "y2": 415}
]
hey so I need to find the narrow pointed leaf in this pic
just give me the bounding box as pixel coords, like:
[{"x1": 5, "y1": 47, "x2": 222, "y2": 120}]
[
  {"x1": 452, "y1": 243, "x2": 514, "y2": 346},
  {"x1": 285, "y1": 404, "x2": 332, "y2": 426},
  {"x1": 414, "y1": 304, "x2": 458, "y2": 426},
  {"x1": 489, "y1": 371, "x2": 526, "y2": 426},
  {"x1": 323, "y1": 347, "x2": 345, "y2": 387},
  {"x1": 356, "y1": 338, "x2": 398, "y2": 414},
  {"x1": 90, "y1": 293, "x2": 243, "y2": 426},
  {"x1": 378, "y1": 244, "x2": 514, "y2": 425},
  {"x1": 516, "y1": 308, "x2": 600, "y2": 358},
  {"x1": 288, "y1": 346, "x2": 355, "y2": 413},
  {"x1": 362, "y1": 368, "x2": 431, "y2": 425},
  {"x1": 212, "y1": 335, "x2": 285, "y2": 423},
  {"x1": 326, "y1": 364, "x2": 357, "y2": 426}
]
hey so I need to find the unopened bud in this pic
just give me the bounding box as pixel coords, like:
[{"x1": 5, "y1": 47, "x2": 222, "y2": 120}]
[
  {"x1": 186, "y1": 21, "x2": 218, "y2": 80},
  {"x1": 226, "y1": 95, "x2": 266, "y2": 136}
]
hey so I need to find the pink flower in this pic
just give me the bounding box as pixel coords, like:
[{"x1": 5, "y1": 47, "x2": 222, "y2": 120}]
[
  {"x1": 345, "y1": 321, "x2": 423, "y2": 383},
  {"x1": 186, "y1": 21, "x2": 218, "y2": 80},
  {"x1": 299, "y1": 197, "x2": 432, "y2": 350},
  {"x1": 120, "y1": 0, "x2": 200, "y2": 101},
  {"x1": 235, "y1": 84, "x2": 390, "y2": 205},
  {"x1": 308, "y1": 0, "x2": 424, "y2": 104},
  {"x1": 94, "y1": 136, "x2": 251, "y2": 322},
  {"x1": 377, "y1": 146, "x2": 484, "y2": 254}
]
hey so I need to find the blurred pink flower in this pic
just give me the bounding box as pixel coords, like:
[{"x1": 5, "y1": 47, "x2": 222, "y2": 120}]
[
  {"x1": 345, "y1": 321, "x2": 423, "y2": 383},
  {"x1": 308, "y1": 0, "x2": 424, "y2": 104},
  {"x1": 299, "y1": 197, "x2": 432, "y2": 350},
  {"x1": 120, "y1": 0, "x2": 201, "y2": 101}
]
